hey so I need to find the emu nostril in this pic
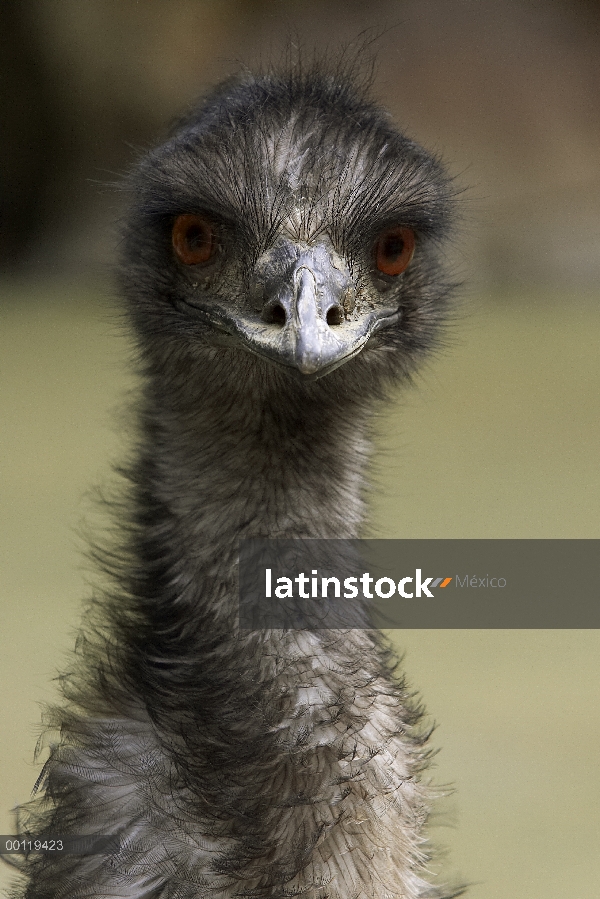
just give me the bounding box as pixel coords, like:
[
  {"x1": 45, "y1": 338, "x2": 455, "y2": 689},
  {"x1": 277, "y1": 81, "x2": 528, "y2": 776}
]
[
  {"x1": 263, "y1": 303, "x2": 287, "y2": 326},
  {"x1": 326, "y1": 306, "x2": 343, "y2": 326}
]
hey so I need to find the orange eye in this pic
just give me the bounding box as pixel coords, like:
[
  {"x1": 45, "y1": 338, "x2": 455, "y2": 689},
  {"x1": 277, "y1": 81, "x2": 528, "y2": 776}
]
[
  {"x1": 375, "y1": 226, "x2": 415, "y2": 276},
  {"x1": 172, "y1": 214, "x2": 215, "y2": 265}
]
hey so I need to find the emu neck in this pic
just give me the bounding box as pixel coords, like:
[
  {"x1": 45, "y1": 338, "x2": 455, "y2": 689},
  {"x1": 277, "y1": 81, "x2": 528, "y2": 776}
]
[
  {"x1": 122, "y1": 355, "x2": 376, "y2": 757},
  {"x1": 143, "y1": 359, "x2": 372, "y2": 546}
]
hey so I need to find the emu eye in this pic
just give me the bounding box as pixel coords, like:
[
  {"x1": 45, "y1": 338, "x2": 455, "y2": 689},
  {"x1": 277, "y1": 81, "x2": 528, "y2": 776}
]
[
  {"x1": 172, "y1": 214, "x2": 215, "y2": 265},
  {"x1": 374, "y1": 226, "x2": 415, "y2": 276}
]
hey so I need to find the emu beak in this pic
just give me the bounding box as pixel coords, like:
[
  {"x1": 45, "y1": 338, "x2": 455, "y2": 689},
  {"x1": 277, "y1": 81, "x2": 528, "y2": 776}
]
[
  {"x1": 259, "y1": 253, "x2": 359, "y2": 376},
  {"x1": 283, "y1": 267, "x2": 344, "y2": 375},
  {"x1": 186, "y1": 243, "x2": 400, "y2": 379}
]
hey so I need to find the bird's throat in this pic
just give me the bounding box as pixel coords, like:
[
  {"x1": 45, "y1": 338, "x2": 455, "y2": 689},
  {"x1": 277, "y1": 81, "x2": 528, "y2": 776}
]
[{"x1": 145, "y1": 373, "x2": 372, "y2": 546}]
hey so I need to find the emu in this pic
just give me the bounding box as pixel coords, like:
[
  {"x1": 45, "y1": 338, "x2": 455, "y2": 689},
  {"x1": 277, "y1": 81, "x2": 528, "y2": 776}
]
[{"x1": 12, "y1": 62, "x2": 458, "y2": 899}]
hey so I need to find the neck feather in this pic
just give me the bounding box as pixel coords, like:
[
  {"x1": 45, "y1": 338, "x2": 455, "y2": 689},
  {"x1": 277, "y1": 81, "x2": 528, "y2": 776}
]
[{"x1": 141, "y1": 358, "x2": 373, "y2": 545}]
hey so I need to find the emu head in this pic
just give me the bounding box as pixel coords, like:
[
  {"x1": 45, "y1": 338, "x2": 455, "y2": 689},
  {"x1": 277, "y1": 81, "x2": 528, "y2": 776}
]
[{"x1": 120, "y1": 67, "x2": 454, "y2": 397}]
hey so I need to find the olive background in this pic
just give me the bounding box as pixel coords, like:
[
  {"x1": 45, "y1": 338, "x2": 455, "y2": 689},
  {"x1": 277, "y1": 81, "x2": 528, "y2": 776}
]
[{"x1": 1, "y1": 2, "x2": 599, "y2": 897}]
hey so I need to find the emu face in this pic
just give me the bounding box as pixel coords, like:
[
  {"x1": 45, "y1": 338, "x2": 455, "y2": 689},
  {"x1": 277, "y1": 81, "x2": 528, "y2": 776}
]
[{"x1": 121, "y1": 71, "x2": 453, "y2": 389}]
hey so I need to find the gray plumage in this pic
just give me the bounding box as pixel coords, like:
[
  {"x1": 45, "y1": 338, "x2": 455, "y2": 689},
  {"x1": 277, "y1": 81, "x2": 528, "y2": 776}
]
[{"x1": 10, "y1": 60, "x2": 459, "y2": 899}]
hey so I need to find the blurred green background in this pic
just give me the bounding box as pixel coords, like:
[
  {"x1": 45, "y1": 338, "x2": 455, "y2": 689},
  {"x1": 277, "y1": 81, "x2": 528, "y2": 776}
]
[{"x1": 1, "y1": 2, "x2": 599, "y2": 898}]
